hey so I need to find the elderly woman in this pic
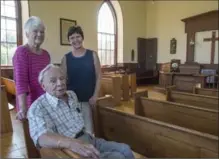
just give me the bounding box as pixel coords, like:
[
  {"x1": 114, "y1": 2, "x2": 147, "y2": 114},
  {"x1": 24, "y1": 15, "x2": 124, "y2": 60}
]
[
  {"x1": 13, "y1": 16, "x2": 50, "y2": 120},
  {"x1": 61, "y1": 26, "x2": 101, "y2": 135}
]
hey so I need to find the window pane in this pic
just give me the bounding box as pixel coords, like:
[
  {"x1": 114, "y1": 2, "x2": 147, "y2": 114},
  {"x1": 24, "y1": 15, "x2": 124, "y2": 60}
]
[
  {"x1": 5, "y1": 5, "x2": 16, "y2": 18},
  {"x1": 1, "y1": 18, "x2": 6, "y2": 29},
  {"x1": 1, "y1": 5, "x2": 5, "y2": 16},
  {"x1": 1, "y1": 43, "x2": 8, "y2": 54},
  {"x1": 6, "y1": 19, "x2": 16, "y2": 31},
  {"x1": 5, "y1": 1, "x2": 15, "y2": 7},
  {"x1": 111, "y1": 42, "x2": 114, "y2": 50},
  {"x1": 111, "y1": 51, "x2": 114, "y2": 65},
  {"x1": 1, "y1": 43, "x2": 8, "y2": 65},
  {"x1": 1, "y1": 53, "x2": 8, "y2": 65},
  {"x1": 98, "y1": 33, "x2": 101, "y2": 41},
  {"x1": 103, "y1": 35, "x2": 107, "y2": 49},
  {"x1": 7, "y1": 43, "x2": 16, "y2": 65},
  {"x1": 1, "y1": 29, "x2": 6, "y2": 42},
  {"x1": 6, "y1": 30, "x2": 16, "y2": 43}
]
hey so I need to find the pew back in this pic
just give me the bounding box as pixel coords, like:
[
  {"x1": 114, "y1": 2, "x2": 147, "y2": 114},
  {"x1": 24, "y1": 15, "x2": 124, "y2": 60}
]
[
  {"x1": 99, "y1": 77, "x2": 121, "y2": 105},
  {"x1": 0, "y1": 85, "x2": 13, "y2": 134},
  {"x1": 94, "y1": 97, "x2": 218, "y2": 158},
  {"x1": 22, "y1": 120, "x2": 41, "y2": 158},
  {"x1": 1, "y1": 77, "x2": 15, "y2": 95},
  {"x1": 135, "y1": 95, "x2": 218, "y2": 136},
  {"x1": 166, "y1": 89, "x2": 218, "y2": 110},
  {"x1": 102, "y1": 73, "x2": 137, "y2": 99},
  {"x1": 193, "y1": 87, "x2": 218, "y2": 97}
]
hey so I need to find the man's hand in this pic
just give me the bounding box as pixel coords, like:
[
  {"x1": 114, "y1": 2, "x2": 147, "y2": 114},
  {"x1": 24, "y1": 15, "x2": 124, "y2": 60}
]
[
  {"x1": 69, "y1": 141, "x2": 100, "y2": 159},
  {"x1": 16, "y1": 108, "x2": 27, "y2": 120},
  {"x1": 89, "y1": 95, "x2": 97, "y2": 106}
]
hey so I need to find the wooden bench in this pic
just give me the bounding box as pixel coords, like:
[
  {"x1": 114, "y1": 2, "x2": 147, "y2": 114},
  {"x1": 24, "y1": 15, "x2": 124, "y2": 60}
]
[
  {"x1": 99, "y1": 76, "x2": 122, "y2": 105},
  {"x1": 1, "y1": 77, "x2": 16, "y2": 110},
  {"x1": 102, "y1": 73, "x2": 137, "y2": 100},
  {"x1": 193, "y1": 87, "x2": 218, "y2": 97},
  {"x1": 1, "y1": 77, "x2": 16, "y2": 95},
  {"x1": 93, "y1": 96, "x2": 218, "y2": 158},
  {"x1": 39, "y1": 97, "x2": 144, "y2": 158},
  {"x1": 1, "y1": 85, "x2": 13, "y2": 134},
  {"x1": 134, "y1": 91, "x2": 218, "y2": 136},
  {"x1": 22, "y1": 119, "x2": 82, "y2": 158},
  {"x1": 166, "y1": 88, "x2": 218, "y2": 110}
]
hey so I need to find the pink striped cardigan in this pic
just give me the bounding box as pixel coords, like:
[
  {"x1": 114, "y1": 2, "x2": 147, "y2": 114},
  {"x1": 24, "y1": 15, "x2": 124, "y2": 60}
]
[{"x1": 13, "y1": 45, "x2": 50, "y2": 111}]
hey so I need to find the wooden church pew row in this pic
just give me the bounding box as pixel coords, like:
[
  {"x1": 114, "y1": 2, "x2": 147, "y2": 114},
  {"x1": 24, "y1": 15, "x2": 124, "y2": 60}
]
[
  {"x1": 1, "y1": 77, "x2": 16, "y2": 95},
  {"x1": 166, "y1": 88, "x2": 218, "y2": 110},
  {"x1": 193, "y1": 87, "x2": 218, "y2": 97},
  {"x1": 102, "y1": 73, "x2": 129, "y2": 100},
  {"x1": 94, "y1": 96, "x2": 218, "y2": 158},
  {"x1": 134, "y1": 91, "x2": 218, "y2": 136},
  {"x1": 0, "y1": 85, "x2": 13, "y2": 134},
  {"x1": 102, "y1": 73, "x2": 137, "y2": 99},
  {"x1": 99, "y1": 76, "x2": 122, "y2": 105}
]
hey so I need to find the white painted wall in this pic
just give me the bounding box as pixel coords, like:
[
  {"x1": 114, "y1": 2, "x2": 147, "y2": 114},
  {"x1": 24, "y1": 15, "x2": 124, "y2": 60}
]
[{"x1": 145, "y1": 1, "x2": 218, "y2": 64}]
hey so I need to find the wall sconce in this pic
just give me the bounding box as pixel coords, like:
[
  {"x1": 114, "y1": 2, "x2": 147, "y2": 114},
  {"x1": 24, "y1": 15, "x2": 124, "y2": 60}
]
[{"x1": 189, "y1": 39, "x2": 195, "y2": 46}]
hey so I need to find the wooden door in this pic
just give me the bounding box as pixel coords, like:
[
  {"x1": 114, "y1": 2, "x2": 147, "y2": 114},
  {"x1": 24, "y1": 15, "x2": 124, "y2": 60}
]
[
  {"x1": 137, "y1": 38, "x2": 146, "y2": 72},
  {"x1": 137, "y1": 38, "x2": 157, "y2": 71},
  {"x1": 145, "y1": 38, "x2": 157, "y2": 71}
]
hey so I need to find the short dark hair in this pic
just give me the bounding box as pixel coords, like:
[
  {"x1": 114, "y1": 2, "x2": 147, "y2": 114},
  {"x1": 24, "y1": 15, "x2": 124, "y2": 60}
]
[{"x1": 67, "y1": 25, "x2": 84, "y2": 40}]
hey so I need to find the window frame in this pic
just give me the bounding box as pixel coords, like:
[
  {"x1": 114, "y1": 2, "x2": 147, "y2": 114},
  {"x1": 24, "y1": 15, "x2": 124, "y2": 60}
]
[
  {"x1": 1, "y1": 0, "x2": 22, "y2": 66},
  {"x1": 97, "y1": 0, "x2": 118, "y2": 66}
]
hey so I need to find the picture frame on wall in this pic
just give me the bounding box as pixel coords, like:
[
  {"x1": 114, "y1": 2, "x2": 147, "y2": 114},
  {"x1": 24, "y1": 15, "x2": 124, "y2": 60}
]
[
  {"x1": 60, "y1": 18, "x2": 77, "y2": 45},
  {"x1": 170, "y1": 38, "x2": 177, "y2": 54}
]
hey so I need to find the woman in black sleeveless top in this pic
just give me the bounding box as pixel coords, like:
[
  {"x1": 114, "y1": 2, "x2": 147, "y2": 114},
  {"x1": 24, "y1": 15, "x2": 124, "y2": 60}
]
[{"x1": 60, "y1": 26, "x2": 101, "y2": 135}]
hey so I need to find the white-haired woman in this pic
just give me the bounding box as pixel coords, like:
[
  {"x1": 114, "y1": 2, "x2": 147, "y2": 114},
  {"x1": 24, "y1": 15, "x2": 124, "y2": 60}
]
[{"x1": 13, "y1": 16, "x2": 50, "y2": 120}]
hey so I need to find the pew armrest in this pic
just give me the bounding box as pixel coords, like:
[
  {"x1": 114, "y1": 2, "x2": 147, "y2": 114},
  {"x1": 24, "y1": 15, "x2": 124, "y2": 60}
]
[
  {"x1": 166, "y1": 85, "x2": 176, "y2": 90},
  {"x1": 133, "y1": 90, "x2": 148, "y2": 99}
]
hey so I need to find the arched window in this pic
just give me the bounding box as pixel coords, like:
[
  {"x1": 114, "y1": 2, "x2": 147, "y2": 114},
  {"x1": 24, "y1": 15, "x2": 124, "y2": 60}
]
[
  {"x1": 98, "y1": 1, "x2": 117, "y2": 66},
  {"x1": 1, "y1": 0, "x2": 22, "y2": 66}
]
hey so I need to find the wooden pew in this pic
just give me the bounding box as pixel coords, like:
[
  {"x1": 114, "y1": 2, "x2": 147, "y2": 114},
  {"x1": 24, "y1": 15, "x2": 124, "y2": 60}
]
[
  {"x1": 1, "y1": 77, "x2": 16, "y2": 95},
  {"x1": 102, "y1": 73, "x2": 137, "y2": 100},
  {"x1": 22, "y1": 120, "x2": 41, "y2": 158},
  {"x1": 1, "y1": 77, "x2": 16, "y2": 110},
  {"x1": 99, "y1": 76, "x2": 122, "y2": 105},
  {"x1": 134, "y1": 91, "x2": 218, "y2": 136},
  {"x1": 193, "y1": 87, "x2": 218, "y2": 97},
  {"x1": 166, "y1": 88, "x2": 218, "y2": 110},
  {"x1": 1, "y1": 85, "x2": 13, "y2": 134},
  {"x1": 21, "y1": 119, "x2": 81, "y2": 158},
  {"x1": 94, "y1": 96, "x2": 218, "y2": 158},
  {"x1": 40, "y1": 97, "x2": 144, "y2": 158}
]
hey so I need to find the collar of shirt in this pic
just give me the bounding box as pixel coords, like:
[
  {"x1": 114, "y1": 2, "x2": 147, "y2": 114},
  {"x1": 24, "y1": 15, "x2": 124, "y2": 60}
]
[{"x1": 45, "y1": 92, "x2": 69, "y2": 108}]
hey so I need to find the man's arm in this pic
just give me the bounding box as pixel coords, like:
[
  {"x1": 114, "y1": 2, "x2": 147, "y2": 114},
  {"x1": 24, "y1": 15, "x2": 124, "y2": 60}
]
[
  {"x1": 38, "y1": 132, "x2": 99, "y2": 158},
  {"x1": 27, "y1": 104, "x2": 99, "y2": 158}
]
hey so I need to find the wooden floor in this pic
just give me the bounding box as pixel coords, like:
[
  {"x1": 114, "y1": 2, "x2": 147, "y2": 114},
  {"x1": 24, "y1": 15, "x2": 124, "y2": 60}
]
[{"x1": 0, "y1": 85, "x2": 165, "y2": 158}]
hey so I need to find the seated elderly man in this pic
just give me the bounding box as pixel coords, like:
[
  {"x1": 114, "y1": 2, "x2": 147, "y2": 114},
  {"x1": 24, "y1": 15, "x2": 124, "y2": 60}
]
[{"x1": 27, "y1": 64, "x2": 134, "y2": 159}]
